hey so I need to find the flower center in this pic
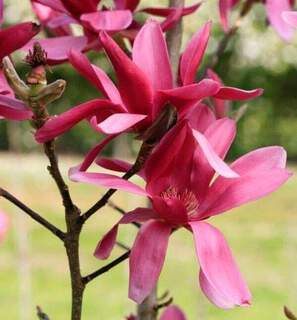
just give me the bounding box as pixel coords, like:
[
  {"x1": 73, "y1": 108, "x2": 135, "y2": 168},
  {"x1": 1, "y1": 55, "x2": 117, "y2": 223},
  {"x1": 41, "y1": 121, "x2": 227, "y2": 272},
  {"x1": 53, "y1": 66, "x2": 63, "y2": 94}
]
[{"x1": 160, "y1": 186, "x2": 199, "y2": 217}]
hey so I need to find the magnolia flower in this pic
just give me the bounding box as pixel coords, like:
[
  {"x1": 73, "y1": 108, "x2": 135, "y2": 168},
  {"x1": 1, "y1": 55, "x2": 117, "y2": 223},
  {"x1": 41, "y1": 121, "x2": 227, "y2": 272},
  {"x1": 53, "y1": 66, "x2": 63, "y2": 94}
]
[
  {"x1": 35, "y1": 20, "x2": 262, "y2": 146},
  {"x1": 126, "y1": 305, "x2": 186, "y2": 320},
  {"x1": 71, "y1": 116, "x2": 291, "y2": 308},
  {"x1": 0, "y1": 210, "x2": 9, "y2": 242},
  {"x1": 27, "y1": 0, "x2": 200, "y2": 63},
  {"x1": 219, "y1": 0, "x2": 295, "y2": 41}
]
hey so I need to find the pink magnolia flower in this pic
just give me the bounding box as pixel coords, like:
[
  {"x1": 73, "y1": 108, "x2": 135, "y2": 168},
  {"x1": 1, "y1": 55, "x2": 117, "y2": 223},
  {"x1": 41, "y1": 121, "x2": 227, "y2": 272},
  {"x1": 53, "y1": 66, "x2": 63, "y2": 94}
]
[
  {"x1": 0, "y1": 20, "x2": 40, "y2": 120},
  {"x1": 0, "y1": 210, "x2": 9, "y2": 242},
  {"x1": 71, "y1": 117, "x2": 291, "y2": 308},
  {"x1": 35, "y1": 20, "x2": 262, "y2": 148},
  {"x1": 28, "y1": 0, "x2": 200, "y2": 63},
  {"x1": 219, "y1": 0, "x2": 295, "y2": 41}
]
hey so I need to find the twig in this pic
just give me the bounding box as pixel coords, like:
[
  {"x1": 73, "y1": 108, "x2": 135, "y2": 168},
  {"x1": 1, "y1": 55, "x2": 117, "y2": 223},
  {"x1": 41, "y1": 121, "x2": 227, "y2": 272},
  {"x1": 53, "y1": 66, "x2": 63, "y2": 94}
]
[
  {"x1": 284, "y1": 306, "x2": 297, "y2": 320},
  {"x1": 83, "y1": 251, "x2": 130, "y2": 284},
  {"x1": 154, "y1": 297, "x2": 173, "y2": 311},
  {"x1": 36, "y1": 306, "x2": 50, "y2": 320},
  {"x1": 0, "y1": 187, "x2": 65, "y2": 240},
  {"x1": 116, "y1": 241, "x2": 131, "y2": 251}
]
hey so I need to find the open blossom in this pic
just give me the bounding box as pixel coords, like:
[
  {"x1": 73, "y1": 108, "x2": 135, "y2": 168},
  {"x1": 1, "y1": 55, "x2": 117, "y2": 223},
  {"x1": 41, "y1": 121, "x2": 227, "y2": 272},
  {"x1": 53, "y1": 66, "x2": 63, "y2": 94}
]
[
  {"x1": 27, "y1": 0, "x2": 200, "y2": 63},
  {"x1": 70, "y1": 115, "x2": 291, "y2": 308},
  {"x1": 35, "y1": 19, "x2": 262, "y2": 146},
  {"x1": 219, "y1": 0, "x2": 295, "y2": 41}
]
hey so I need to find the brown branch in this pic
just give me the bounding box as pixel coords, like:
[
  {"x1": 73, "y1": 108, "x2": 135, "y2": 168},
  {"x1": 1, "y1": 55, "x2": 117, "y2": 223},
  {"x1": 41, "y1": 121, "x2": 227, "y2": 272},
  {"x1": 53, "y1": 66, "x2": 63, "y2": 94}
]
[
  {"x1": 83, "y1": 251, "x2": 130, "y2": 284},
  {"x1": 284, "y1": 306, "x2": 297, "y2": 320},
  {"x1": 0, "y1": 187, "x2": 65, "y2": 240},
  {"x1": 36, "y1": 306, "x2": 50, "y2": 320}
]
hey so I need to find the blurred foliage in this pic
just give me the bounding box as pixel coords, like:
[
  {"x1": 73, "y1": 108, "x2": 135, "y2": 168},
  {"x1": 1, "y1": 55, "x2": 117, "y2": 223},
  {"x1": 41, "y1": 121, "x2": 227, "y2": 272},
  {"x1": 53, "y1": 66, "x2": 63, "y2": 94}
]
[{"x1": 1, "y1": 1, "x2": 297, "y2": 159}]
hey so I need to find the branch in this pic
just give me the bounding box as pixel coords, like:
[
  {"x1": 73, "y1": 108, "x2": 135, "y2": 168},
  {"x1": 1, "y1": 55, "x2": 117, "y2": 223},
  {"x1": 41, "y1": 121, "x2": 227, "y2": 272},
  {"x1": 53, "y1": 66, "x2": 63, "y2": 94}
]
[
  {"x1": 83, "y1": 251, "x2": 130, "y2": 284},
  {"x1": 36, "y1": 306, "x2": 50, "y2": 320},
  {"x1": 0, "y1": 188, "x2": 65, "y2": 241},
  {"x1": 284, "y1": 306, "x2": 297, "y2": 320}
]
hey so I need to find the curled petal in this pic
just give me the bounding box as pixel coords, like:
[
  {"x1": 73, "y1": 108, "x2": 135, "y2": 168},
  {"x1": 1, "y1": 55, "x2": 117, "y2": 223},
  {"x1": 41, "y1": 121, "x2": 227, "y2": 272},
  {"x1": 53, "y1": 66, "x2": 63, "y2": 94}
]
[
  {"x1": 213, "y1": 87, "x2": 263, "y2": 101},
  {"x1": 191, "y1": 221, "x2": 251, "y2": 309},
  {"x1": 129, "y1": 220, "x2": 172, "y2": 303},
  {"x1": 180, "y1": 21, "x2": 212, "y2": 85},
  {"x1": 81, "y1": 10, "x2": 133, "y2": 32}
]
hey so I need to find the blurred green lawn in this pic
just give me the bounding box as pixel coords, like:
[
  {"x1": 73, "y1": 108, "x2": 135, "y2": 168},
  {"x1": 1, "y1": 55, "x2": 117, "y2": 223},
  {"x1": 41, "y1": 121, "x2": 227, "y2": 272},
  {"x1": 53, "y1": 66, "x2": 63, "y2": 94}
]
[{"x1": 0, "y1": 153, "x2": 296, "y2": 320}]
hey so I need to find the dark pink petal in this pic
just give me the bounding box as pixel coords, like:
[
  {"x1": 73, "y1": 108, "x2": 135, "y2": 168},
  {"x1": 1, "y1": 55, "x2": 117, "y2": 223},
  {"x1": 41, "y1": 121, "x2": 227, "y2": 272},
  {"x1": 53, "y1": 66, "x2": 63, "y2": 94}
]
[
  {"x1": 152, "y1": 197, "x2": 188, "y2": 226},
  {"x1": 99, "y1": 31, "x2": 154, "y2": 116},
  {"x1": 0, "y1": 71, "x2": 13, "y2": 97},
  {"x1": 133, "y1": 21, "x2": 173, "y2": 92},
  {"x1": 199, "y1": 147, "x2": 291, "y2": 218},
  {"x1": 191, "y1": 221, "x2": 251, "y2": 309},
  {"x1": 214, "y1": 87, "x2": 263, "y2": 101},
  {"x1": 47, "y1": 14, "x2": 76, "y2": 28},
  {"x1": 185, "y1": 103, "x2": 216, "y2": 133},
  {"x1": 180, "y1": 21, "x2": 212, "y2": 85},
  {"x1": 81, "y1": 10, "x2": 132, "y2": 32},
  {"x1": 129, "y1": 220, "x2": 171, "y2": 303},
  {"x1": 160, "y1": 7, "x2": 183, "y2": 32},
  {"x1": 114, "y1": 0, "x2": 140, "y2": 11},
  {"x1": 93, "y1": 113, "x2": 147, "y2": 134},
  {"x1": 68, "y1": 50, "x2": 123, "y2": 105},
  {"x1": 219, "y1": 0, "x2": 233, "y2": 32},
  {"x1": 207, "y1": 69, "x2": 228, "y2": 118},
  {"x1": 266, "y1": 0, "x2": 293, "y2": 41},
  {"x1": 70, "y1": 171, "x2": 147, "y2": 196},
  {"x1": 141, "y1": 2, "x2": 201, "y2": 17},
  {"x1": 60, "y1": 0, "x2": 99, "y2": 16},
  {"x1": 23, "y1": 36, "x2": 88, "y2": 64},
  {"x1": 192, "y1": 129, "x2": 239, "y2": 178},
  {"x1": 0, "y1": 96, "x2": 33, "y2": 120},
  {"x1": 160, "y1": 305, "x2": 187, "y2": 320},
  {"x1": 94, "y1": 207, "x2": 158, "y2": 260},
  {"x1": 35, "y1": 99, "x2": 120, "y2": 143},
  {"x1": 0, "y1": 22, "x2": 40, "y2": 60},
  {"x1": 191, "y1": 118, "x2": 236, "y2": 201},
  {"x1": 159, "y1": 79, "x2": 219, "y2": 112},
  {"x1": 282, "y1": 11, "x2": 297, "y2": 28},
  {"x1": 0, "y1": 0, "x2": 3, "y2": 26}
]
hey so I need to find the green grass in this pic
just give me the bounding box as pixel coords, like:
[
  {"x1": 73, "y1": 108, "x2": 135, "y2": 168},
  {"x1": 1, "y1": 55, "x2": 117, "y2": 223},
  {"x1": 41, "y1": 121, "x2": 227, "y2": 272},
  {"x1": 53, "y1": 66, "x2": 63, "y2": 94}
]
[{"x1": 0, "y1": 152, "x2": 296, "y2": 319}]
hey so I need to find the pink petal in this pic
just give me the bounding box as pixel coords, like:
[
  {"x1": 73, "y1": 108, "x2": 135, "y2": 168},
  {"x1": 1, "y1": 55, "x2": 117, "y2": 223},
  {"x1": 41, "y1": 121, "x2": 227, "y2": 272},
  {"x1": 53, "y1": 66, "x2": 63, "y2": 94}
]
[
  {"x1": 0, "y1": 96, "x2": 33, "y2": 120},
  {"x1": 0, "y1": 0, "x2": 3, "y2": 26},
  {"x1": 192, "y1": 129, "x2": 239, "y2": 178},
  {"x1": 282, "y1": 11, "x2": 297, "y2": 28},
  {"x1": 47, "y1": 14, "x2": 76, "y2": 28},
  {"x1": 0, "y1": 22, "x2": 40, "y2": 60},
  {"x1": 199, "y1": 147, "x2": 291, "y2": 217},
  {"x1": 266, "y1": 0, "x2": 294, "y2": 41},
  {"x1": 94, "y1": 113, "x2": 147, "y2": 134},
  {"x1": 141, "y1": 2, "x2": 201, "y2": 17},
  {"x1": 0, "y1": 211, "x2": 9, "y2": 242},
  {"x1": 33, "y1": 0, "x2": 68, "y2": 14},
  {"x1": 185, "y1": 103, "x2": 216, "y2": 133},
  {"x1": 160, "y1": 305, "x2": 187, "y2": 320},
  {"x1": 214, "y1": 87, "x2": 263, "y2": 101},
  {"x1": 35, "y1": 99, "x2": 120, "y2": 143},
  {"x1": 160, "y1": 7, "x2": 183, "y2": 32},
  {"x1": 129, "y1": 220, "x2": 171, "y2": 303},
  {"x1": 133, "y1": 20, "x2": 173, "y2": 93},
  {"x1": 219, "y1": 0, "x2": 233, "y2": 32},
  {"x1": 23, "y1": 36, "x2": 88, "y2": 64},
  {"x1": 60, "y1": 0, "x2": 99, "y2": 16},
  {"x1": 180, "y1": 21, "x2": 212, "y2": 85},
  {"x1": 81, "y1": 10, "x2": 133, "y2": 32},
  {"x1": 70, "y1": 171, "x2": 148, "y2": 196},
  {"x1": 68, "y1": 50, "x2": 123, "y2": 105},
  {"x1": 99, "y1": 31, "x2": 154, "y2": 116},
  {"x1": 114, "y1": 0, "x2": 140, "y2": 11},
  {"x1": 190, "y1": 221, "x2": 251, "y2": 309}
]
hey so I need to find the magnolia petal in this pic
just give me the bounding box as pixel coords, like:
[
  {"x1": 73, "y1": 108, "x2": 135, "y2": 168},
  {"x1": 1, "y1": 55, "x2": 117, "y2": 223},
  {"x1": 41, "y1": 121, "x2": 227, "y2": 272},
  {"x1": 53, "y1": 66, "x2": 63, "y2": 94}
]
[
  {"x1": 192, "y1": 129, "x2": 239, "y2": 178},
  {"x1": 160, "y1": 7, "x2": 183, "y2": 32},
  {"x1": 47, "y1": 14, "x2": 76, "y2": 28},
  {"x1": 129, "y1": 220, "x2": 171, "y2": 303},
  {"x1": 0, "y1": 22, "x2": 40, "y2": 60},
  {"x1": 35, "y1": 99, "x2": 120, "y2": 143},
  {"x1": 282, "y1": 11, "x2": 297, "y2": 28},
  {"x1": 180, "y1": 21, "x2": 212, "y2": 85},
  {"x1": 160, "y1": 305, "x2": 187, "y2": 320},
  {"x1": 33, "y1": 0, "x2": 68, "y2": 14},
  {"x1": 23, "y1": 36, "x2": 88, "y2": 63},
  {"x1": 114, "y1": 0, "x2": 140, "y2": 11},
  {"x1": 95, "y1": 113, "x2": 147, "y2": 134},
  {"x1": 191, "y1": 221, "x2": 251, "y2": 309},
  {"x1": 99, "y1": 31, "x2": 153, "y2": 115},
  {"x1": 69, "y1": 50, "x2": 123, "y2": 105},
  {"x1": 133, "y1": 20, "x2": 173, "y2": 93},
  {"x1": 70, "y1": 171, "x2": 148, "y2": 196},
  {"x1": 219, "y1": 0, "x2": 233, "y2": 32},
  {"x1": 81, "y1": 10, "x2": 133, "y2": 32},
  {"x1": 0, "y1": 96, "x2": 32, "y2": 120},
  {"x1": 0, "y1": 0, "x2": 3, "y2": 26},
  {"x1": 185, "y1": 103, "x2": 216, "y2": 133},
  {"x1": 266, "y1": 0, "x2": 294, "y2": 41},
  {"x1": 214, "y1": 87, "x2": 263, "y2": 101}
]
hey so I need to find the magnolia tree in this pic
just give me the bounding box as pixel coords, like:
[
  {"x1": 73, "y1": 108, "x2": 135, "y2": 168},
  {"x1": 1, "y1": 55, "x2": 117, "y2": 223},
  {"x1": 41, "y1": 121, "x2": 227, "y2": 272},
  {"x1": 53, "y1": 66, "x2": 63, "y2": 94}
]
[{"x1": 0, "y1": 0, "x2": 296, "y2": 319}]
